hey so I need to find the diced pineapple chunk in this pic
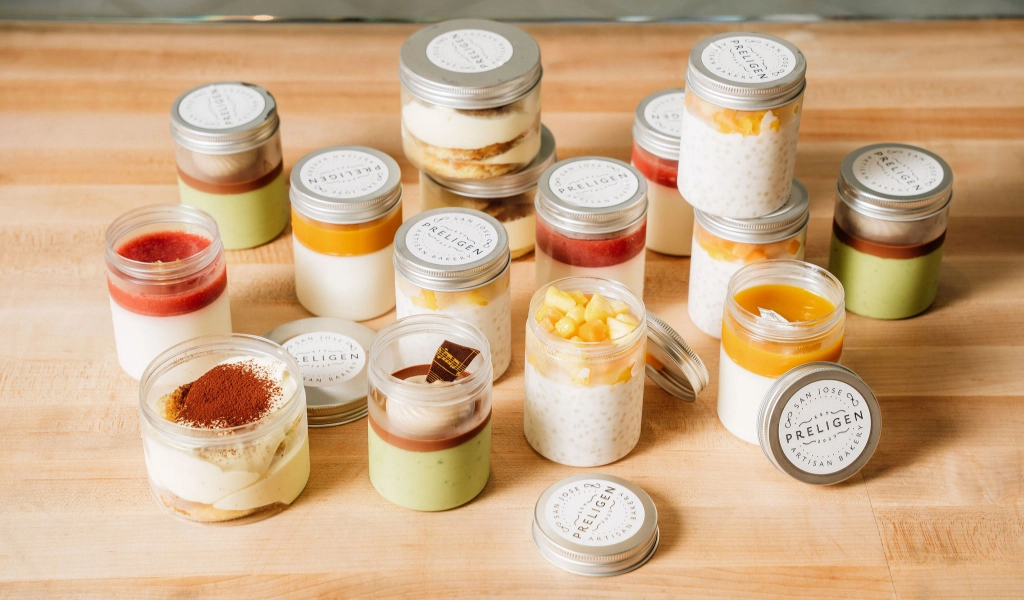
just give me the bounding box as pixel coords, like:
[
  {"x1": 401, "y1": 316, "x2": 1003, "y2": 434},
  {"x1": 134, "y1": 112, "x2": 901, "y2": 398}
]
[
  {"x1": 610, "y1": 299, "x2": 630, "y2": 316},
  {"x1": 615, "y1": 312, "x2": 639, "y2": 327},
  {"x1": 554, "y1": 316, "x2": 578, "y2": 339},
  {"x1": 570, "y1": 336, "x2": 583, "y2": 343},
  {"x1": 573, "y1": 367, "x2": 591, "y2": 386},
  {"x1": 468, "y1": 290, "x2": 489, "y2": 306},
  {"x1": 616, "y1": 363, "x2": 634, "y2": 383},
  {"x1": 568, "y1": 291, "x2": 588, "y2": 306},
  {"x1": 412, "y1": 289, "x2": 438, "y2": 310},
  {"x1": 607, "y1": 316, "x2": 637, "y2": 340},
  {"x1": 544, "y1": 286, "x2": 578, "y2": 314},
  {"x1": 539, "y1": 317, "x2": 557, "y2": 333},
  {"x1": 584, "y1": 293, "x2": 613, "y2": 323},
  {"x1": 578, "y1": 320, "x2": 609, "y2": 342},
  {"x1": 566, "y1": 304, "x2": 586, "y2": 325},
  {"x1": 535, "y1": 305, "x2": 565, "y2": 324}
]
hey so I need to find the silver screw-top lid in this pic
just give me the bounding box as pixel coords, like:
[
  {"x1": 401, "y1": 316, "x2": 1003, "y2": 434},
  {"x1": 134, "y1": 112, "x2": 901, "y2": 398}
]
[
  {"x1": 290, "y1": 146, "x2": 403, "y2": 225},
  {"x1": 758, "y1": 362, "x2": 882, "y2": 485},
  {"x1": 425, "y1": 125, "x2": 557, "y2": 198},
  {"x1": 694, "y1": 179, "x2": 810, "y2": 244},
  {"x1": 536, "y1": 157, "x2": 648, "y2": 235},
  {"x1": 838, "y1": 143, "x2": 954, "y2": 221},
  {"x1": 399, "y1": 19, "x2": 542, "y2": 110},
  {"x1": 170, "y1": 82, "x2": 279, "y2": 154},
  {"x1": 644, "y1": 311, "x2": 709, "y2": 401},
  {"x1": 686, "y1": 33, "x2": 806, "y2": 111},
  {"x1": 532, "y1": 474, "x2": 659, "y2": 577},
  {"x1": 633, "y1": 88, "x2": 685, "y2": 160},
  {"x1": 394, "y1": 207, "x2": 511, "y2": 292}
]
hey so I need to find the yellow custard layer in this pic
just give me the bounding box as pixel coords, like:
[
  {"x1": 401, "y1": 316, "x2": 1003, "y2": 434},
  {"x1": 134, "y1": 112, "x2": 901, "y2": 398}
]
[{"x1": 291, "y1": 205, "x2": 402, "y2": 257}]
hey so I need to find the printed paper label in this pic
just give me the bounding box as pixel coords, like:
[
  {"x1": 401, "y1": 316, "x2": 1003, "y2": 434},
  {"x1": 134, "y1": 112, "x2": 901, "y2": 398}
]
[
  {"x1": 178, "y1": 83, "x2": 266, "y2": 130},
  {"x1": 300, "y1": 150, "x2": 390, "y2": 199},
  {"x1": 642, "y1": 92, "x2": 686, "y2": 137},
  {"x1": 548, "y1": 160, "x2": 640, "y2": 208},
  {"x1": 544, "y1": 479, "x2": 646, "y2": 547},
  {"x1": 778, "y1": 379, "x2": 873, "y2": 475},
  {"x1": 701, "y1": 36, "x2": 797, "y2": 84},
  {"x1": 852, "y1": 147, "x2": 944, "y2": 197},
  {"x1": 406, "y1": 212, "x2": 500, "y2": 266},
  {"x1": 283, "y1": 332, "x2": 365, "y2": 388},
  {"x1": 426, "y1": 29, "x2": 514, "y2": 73}
]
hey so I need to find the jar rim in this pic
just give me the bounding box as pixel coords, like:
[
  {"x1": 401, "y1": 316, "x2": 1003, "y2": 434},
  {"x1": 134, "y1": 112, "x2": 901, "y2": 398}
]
[
  {"x1": 633, "y1": 88, "x2": 685, "y2": 160},
  {"x1": 685, "y1": 32, "x2": 807, "y2": 111},
  {"x1": 290, "y1": 146, "x2": 404, "y2": 225},
  {"x1": 105, "y1": 204, "x2": 223, "y2": 284},
  {"x1": 837, "y1": 143, "x2": 954, "y2": 221},
  {"x1": 535, "y1": 157, "x2": 649, "y2": 235}
]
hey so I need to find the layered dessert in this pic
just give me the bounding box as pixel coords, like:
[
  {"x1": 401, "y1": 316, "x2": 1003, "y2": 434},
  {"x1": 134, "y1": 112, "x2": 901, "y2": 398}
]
[{"x1": 535, "y1": 218, "x2": 647, "y2": 299}]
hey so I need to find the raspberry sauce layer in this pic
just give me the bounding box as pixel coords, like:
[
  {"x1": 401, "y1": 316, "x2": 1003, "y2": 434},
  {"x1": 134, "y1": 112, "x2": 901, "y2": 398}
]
[
  {"x1": 631, "y1": 141, "x2": 678, "y2": 188},
  {"x1": 536, "y1": 218, "x2": 647, "y2": 268}
]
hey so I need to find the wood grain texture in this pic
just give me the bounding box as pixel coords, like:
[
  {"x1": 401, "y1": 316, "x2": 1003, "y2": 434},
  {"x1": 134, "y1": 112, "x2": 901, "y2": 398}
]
[{"x1": 1, "y1": 19, "x2": 1022, "y2": 599}]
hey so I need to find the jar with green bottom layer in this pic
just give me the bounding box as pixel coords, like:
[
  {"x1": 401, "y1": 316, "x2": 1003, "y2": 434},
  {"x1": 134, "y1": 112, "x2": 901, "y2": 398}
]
[{"x1": 171, "y1": 82, "x2": 289, "y2": 250}]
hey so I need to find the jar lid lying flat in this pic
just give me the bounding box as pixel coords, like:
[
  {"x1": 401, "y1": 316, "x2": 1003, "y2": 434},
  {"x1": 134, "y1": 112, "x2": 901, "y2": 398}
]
[
  {"x1": 633, "y1": 88, "x2": 685, "y2": 160},
  {"x1": 290, "y1": 146, "x2": 403, "y2": 224},
  {"x1": 645, "y1": 311, "x2": 709, "y2": 401},
  {"x1": 170, "y1": 82, "x2": 279, "y2": 154},
  {"x1": 263, "y1": 317, "x2": 377, "y2": 427},
  {"x1": 695, "y1": 179, "x2": 810, "y2": 244},
  {"x1": 838, "y1": 143, "x2": 954, "y2": 221},
  {"x1": 758, "y1": 362, "x2": 882, "y2": 485},
  {"x1": 536, "y1": 157, "x2": 648, "y2": 235},
  {"x1": 686, "y1": 33, "x2": 806, "y2": 111},
  {"x1": 427, "y1": 125, "x2": 557, "y2": 198},
  {"x1": 399, "y1": 18, "x2": 542, "y2": 110},
  {"x1": 533, "y1": 474, "x2": 659, "y2": 577},
  {"x1": 393, "y1": 207, "x2": 511, "y2": 291}
]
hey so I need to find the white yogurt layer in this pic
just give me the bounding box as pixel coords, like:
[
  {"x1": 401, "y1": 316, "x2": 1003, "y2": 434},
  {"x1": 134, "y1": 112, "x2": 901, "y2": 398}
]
[
  {"x1": 717, "y1": 346, "x2": 776, "y2": 444},
  {"x1": 535, "y1": 247, "x2": 646, "y2": 299},
  {"x1": 402, "y1": 99, "x2": 538, "y2": 150},
  {"x1": 645, "y1": 179, "x2": 693, "y2": 256},
  {"x1": 688, "y1": 238, "x2": 743, "y2": 339},
  {"x1": 293, "y1": 238, "x2": 396, "y2": 321},
  {"x1": 110, "y1": 292, "x2": 232, "y2": 380},
  {"x1": 523, "y1": 362, "x2": 644, "y2": 467}
]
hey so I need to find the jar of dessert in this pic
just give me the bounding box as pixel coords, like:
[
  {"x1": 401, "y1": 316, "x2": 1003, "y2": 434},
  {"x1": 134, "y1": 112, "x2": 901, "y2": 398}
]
[
  {"x1": 631, "y1": 88, "x2": 693, "y2": 256},
  {"x1": 680, "y1": 33, "x2": 806, "y2": 219},
  {"x1": 399, "y1": 19, "x2": 542, "y2": 181},
  {"x1": 290, "y1": 146, "x2": 403, "y2": 321},
  {"x1": 393, "y1": 208, "x2": 512, "y2": 380},
  {"x1": 367, "y1": 314, "x2": 492, "y2": 511},
  {"x1": 171, "y1": 82, "x2": 289, "y2": 249},
  {"x1": 525, "y1": 277, "x2": 709, "y2": 467},
  {"x1": 689, "y1": 179, "x2": 810, "y2": 339},
  {"x1": 535, "y1": 157, "x2": 649, "y2": 298},
  {"x1": 420, "y1": 125, "x2": 556, "y2": 259},
  {"x1": 828, "y1": 144, "x2": 953, "y2": 319},
  {"x1": 139, "y1": 334, "x2": 310, "y2": 524},
  {"x1": 105, "y1": 204, "x2": 232, "y2": 380},
  {"x1": 719, "y1": 260, "x2": 846, "y2": 444}
]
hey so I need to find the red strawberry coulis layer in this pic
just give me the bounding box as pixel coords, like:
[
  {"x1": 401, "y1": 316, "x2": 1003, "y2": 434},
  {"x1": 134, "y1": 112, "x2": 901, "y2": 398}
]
[
  {"x1": 631, "y1": 141, "x2": 678, "y2": 189},
  {"x1": 536, "y1": 218, "x2": 647, "y2": 268}
]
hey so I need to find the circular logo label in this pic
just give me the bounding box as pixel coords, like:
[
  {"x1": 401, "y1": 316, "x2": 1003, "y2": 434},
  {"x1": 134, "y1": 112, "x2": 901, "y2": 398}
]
[
  {"x1": 406, "y1": 213, "x2": 499, "y2": 266},
  {"x1": 549, "y1": 160, "x2": 640, "y2": 208},
  {"x1": 642, "y1": 92, "x2": 686, "y2": 137},
  {"x1": 283, "y1": 332, "x2": 366, "y2": 388},
  {"x1": 852, "y1": 147, "x2": 944, "y2": 197},
  {"x1": 777, "y1": 379, "x2": 874, "y2": 476},
  {"x1": 544, "y1": 479, "x2": 646, "y2": 547},
  {"x1": 177, "y1": 84, "x2": 266, "y2": 130},
  {"x1": 701, "y1": 36, "x2": 797, "y2": 84},
  {"x1": 299, "y1": 150, "x2": 389, "y2": 199},
  {"x1": 426, "y1": 29, "x2": 514, "y2": 73}
]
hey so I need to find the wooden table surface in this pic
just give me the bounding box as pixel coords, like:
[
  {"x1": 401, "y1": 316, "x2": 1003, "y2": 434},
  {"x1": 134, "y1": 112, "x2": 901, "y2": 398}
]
[{"x1": 2, "y1": 19, "x2": 1023, "y2": 599}]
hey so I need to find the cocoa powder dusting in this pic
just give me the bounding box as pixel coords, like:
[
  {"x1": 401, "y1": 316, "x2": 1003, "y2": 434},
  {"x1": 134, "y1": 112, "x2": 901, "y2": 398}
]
[{"x1": 163, "y1": 360, "x2": 281, "y2": 428}]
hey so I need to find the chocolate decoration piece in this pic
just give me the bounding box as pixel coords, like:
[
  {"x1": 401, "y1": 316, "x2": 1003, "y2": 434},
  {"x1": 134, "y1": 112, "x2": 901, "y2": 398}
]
[
  {"x1": 426, "y1": 340, "x2": 481, "y2": 383},
  {"x1": 832, "y1": 220, "x2": 946, "y2": 260},
  {"x1": 177, "y1": 160, "x2": 283, "y2": 195}
]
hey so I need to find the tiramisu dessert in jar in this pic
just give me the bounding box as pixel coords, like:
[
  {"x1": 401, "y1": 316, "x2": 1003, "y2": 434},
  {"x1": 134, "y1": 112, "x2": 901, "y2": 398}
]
[
  {"x1": 139, "y1": 334, "x2": 310, "y2": 523},
  {"x1": 171, "y1": 82, "x2": 289, "y2": 250},
  {"x1": 394, "y1": 208, "x2": 512, "y2": 380},
  {"x1": 367, "y1": 315, "x2": 493, "y2": 511},
  {"x1": 420, "y1": 125, "x2": 556, "y2": 259},
  {"x1": 719, "y1": 260, "x2": 846, "y2": 444},
  {"x1": 535, "y1": 157, "x2": 649, "y2": 298},
  {"x1": 399, "y1": 19, "x2": 542, "y2": 180},
  {"x1": 679, "y1": 33, "x2": 806, "y2": 218},
  {"x1": 828, "y1": 144, "x2": 953, "y2": 319},
  {"x1": 290, "y1": 146, "x2": 403, "y2": 321},
  {"x1": 525, "y1": 277, "x2": 708, "y2": 467},
  {"x1": 105, "y1": 204, "x2": 232, "y2": 380},
  {"x1": 631, "y1": 88, "x2": 693, "y2": 256},
  {"x1": 689, "y1": 179, "x2": 810, "y2": 338}
]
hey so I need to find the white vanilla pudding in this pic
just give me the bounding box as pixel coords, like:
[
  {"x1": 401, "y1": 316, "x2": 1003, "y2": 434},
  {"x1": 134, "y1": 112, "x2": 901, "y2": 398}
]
[
  {"x1": 717, "y1": 347, "x2": 775, "y2": 444},
  {"x1": 402, "y1": 98, "x2": 540, "y2": 151},
  {"x1": 293, "y1": 239, "x2": 396, "y2": 321}
]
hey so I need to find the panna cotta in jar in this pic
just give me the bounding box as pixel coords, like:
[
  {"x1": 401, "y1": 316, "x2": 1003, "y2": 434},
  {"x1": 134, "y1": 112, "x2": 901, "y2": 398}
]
[
  {"x1": 290, "y1": 146, "x2": 403, "y2": 321},
  {"x1": 139, "y1": 334, "x2": 310, "y2": 523},
  {"x1": 680, "y1": 33, "x2": 806, "y2": 218},
  {"x1": 105, "y1": 204, "x2": 232, "y2": 380},
  {"x1": 535, "y1": 157, "x2": 649, "y2": 298}
]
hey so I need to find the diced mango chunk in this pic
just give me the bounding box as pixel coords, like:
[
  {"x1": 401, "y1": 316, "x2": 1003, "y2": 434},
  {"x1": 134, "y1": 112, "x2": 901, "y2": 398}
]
[
  {"x1": 412, "y1": 289, "x2": 438, "y2": 310},
  {"x1": 615, "y1": 312, "x2": 639, "y2": 327},
  {"x1": 615, "y1": 363, "x2": 634, "y2": 383},
  {"x1": 566, "y1": 304, "x2": 586, "y2": 325},
  {"x1": 544, "y1": 286, "x2": 578, "y2": 314},
  {"x1": 578, "y1": 320, "x2": 609, "y2": 342},
  {"x1": 539, "y1": 317, "x2": 557, "y2": 333},
  {"x1": 573, "y1": 367, "x2": 591, "y2": 386},
  {"x1": 468, "y1": 290, "x2": 489, "y2": 306},
  {"x1": 554, "y1": 316, "x2": 578, "y2": 339},
  {"x1": 584, "y1": 293, "x2": 613, "y2": 323},
  {"x1": 535, "y1": 305, "x2": 565, "y2": 324},
  {"x1": 610, "y1": 299, "x2": 630, "y2": 316},
  {"x1": 568, "y1": 291, "x2": 589, "y2": 306},
  {"x1": 607, "y1": 316, "x2": 637, "y2": 340}
]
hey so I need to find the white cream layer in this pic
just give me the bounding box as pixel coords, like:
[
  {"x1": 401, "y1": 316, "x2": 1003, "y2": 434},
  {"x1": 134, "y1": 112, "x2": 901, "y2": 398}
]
[
  {"x1": 535, "y1": 247, "x2": 646, "y2": 299},
  {"x1": 293, "y1": 238, "x2": 396, "y2": 321},
  {"x1": 402, "y1": 99, "x2": 538, "y2": 150},
  {"x1": 645, "y1": 179, "x2": 693, "y2": 256},
  {"x1": 717, "y1": 346, "x2": 776, "y2": 445}
]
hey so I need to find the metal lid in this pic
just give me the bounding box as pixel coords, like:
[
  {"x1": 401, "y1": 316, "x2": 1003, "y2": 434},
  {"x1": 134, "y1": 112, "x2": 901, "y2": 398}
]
[
  {"x1": 633, "y1": 88, "x2": 685, "y2": 160},
  {"x1": 399, "y1": 19, "x2": 542, "y2": 110},
  {"x1": 694, "y1": 179, "x2": 810, "y2": 244},
  {"x1": 536, "y1": 157, "x2": 648, "y2": 235},
  {"x1": 263, "y1": 317, "x2": 377, "y2": 427},
  {"x1": 758, "y1": 362, "x2": 882, "y2": 485},
  {"x1": 644, "y1": 311, "x2": 710, "y2": 401},
  {"x1": 394, "y1": 207, "x2": 511, "y2": 292},
  {"x1": 170, "y1": 82, "x2": 279, "y2": 154},
  {"x1": 532, "y1": 474, "x2": 659, "y2": 577},
  {"x1": 426, "y1": 125, "x2": 557, "y2": 198},
  {"x1": 290, "y1": 146, "x2": 403, "y2": 225},
  {"x1": 686, "y1": 33, "x2": 806, "y2": 111},
  {"x1": 838, "y1": 143, "x2": 954, "y2": 221}
]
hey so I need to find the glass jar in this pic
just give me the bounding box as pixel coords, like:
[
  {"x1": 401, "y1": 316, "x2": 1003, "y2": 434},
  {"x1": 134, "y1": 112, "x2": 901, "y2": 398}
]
[
  {"x1": 367, "y1": 314, "x2": 492, "y2": 511},
  {"x1": 399, "y1": 19, "x2": 542, "y2": 181},
  {"x1": 105, "y1": 204, "x2": 232, "y2": 380},
  {"x1": 631, "y1": 88, "x2": 693, "y2": 256},
  {"x1": 171, "y1": 82, "x2": 289, "y2": 249},
  {"x1": 393, "y1": 208, "x2": 512, "y2": 380},
  {"x1": 828, "y1": 144, "x2": 953, "y2": 319},
  {"x1": 689, "y1": 179, "x2": 810, "y2": 338},
  {"x1": 679, "y1": 33, "x2": 806, "y2": 219},
  {"x1": 535, "y1": 157, "x2": 649, "y2": 298},
  {"x1": 139, "y1": 334, "x2": 310, "y2": 524},
  {"x1": 420, "y1": 124, "x2": 556, "y2": 259},
  {"x1": 290, "y1": 146, "x2": 403, "y2": 321},
  {"x1": 719, "y1": 260, "x2": 846, "y2": 444}
]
